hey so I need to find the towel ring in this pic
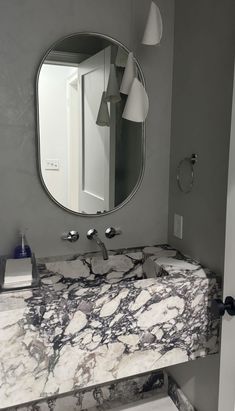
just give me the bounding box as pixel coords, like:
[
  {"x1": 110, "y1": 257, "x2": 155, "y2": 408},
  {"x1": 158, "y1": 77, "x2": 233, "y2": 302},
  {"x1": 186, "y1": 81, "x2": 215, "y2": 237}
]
[{"x1": 177, "y1": 154, "x2": 198, "y2": 194}]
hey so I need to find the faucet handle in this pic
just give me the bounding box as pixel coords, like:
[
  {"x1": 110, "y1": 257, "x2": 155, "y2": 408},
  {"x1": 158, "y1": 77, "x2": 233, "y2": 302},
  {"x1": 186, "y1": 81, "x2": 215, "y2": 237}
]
[
  {"x1": 61, "y1": 230, "x2": 79, "y2": 242},
  {"x1": 87, "y1": 228, "x2": 97, "y2": 240},
  {"x1": 105, "y1": 227, "x2": 122, "y2": 239}
]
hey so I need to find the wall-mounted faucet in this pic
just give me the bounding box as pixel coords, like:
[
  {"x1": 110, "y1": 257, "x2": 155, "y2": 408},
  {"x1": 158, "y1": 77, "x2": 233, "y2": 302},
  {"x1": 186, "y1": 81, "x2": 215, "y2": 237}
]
[
  {"x1": 61, "y1": 231, "x2": 79, "y2": 242},
  {"x1": 105, "y1": 227, "x2": 122, "y2": 239},
  {"x1": 87, "y1": 229, "x2": 109, "y2": 260}
]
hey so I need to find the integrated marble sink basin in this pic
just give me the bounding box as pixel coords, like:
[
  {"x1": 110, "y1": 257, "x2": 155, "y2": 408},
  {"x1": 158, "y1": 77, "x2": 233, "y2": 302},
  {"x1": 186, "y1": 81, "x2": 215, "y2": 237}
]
[
  {"x1": 0, "y1": 245, "x2": 221, "y2": 410},
  {"x1": 40, "y1": 245, "x2": 205, "y2": 287},
  {"x1": 41, "y1": 250, "x2": 145, "y2": 288}
]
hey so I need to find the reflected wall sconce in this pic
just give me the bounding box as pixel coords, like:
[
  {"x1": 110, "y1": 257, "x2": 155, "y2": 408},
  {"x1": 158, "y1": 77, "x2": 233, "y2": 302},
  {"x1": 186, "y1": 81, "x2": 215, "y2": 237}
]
[
  {"x1": 115, "y1": 47, "x2": 128, "y2": 68},
  {"x1": 142, "y1": 1, "x2": 163, "y2": 46},
  {"x1": 96, "y1": 92, "x2": 110, "y2": 127},
  {"x1": 105, "y1": 64, "x2": 121, "y2": 103},
  {"x1": 120, "y1": 52, "x2": 136, "y2": 95},
  {"x1": 122, "y1": 78, "x2": 149, "y2": 122}
]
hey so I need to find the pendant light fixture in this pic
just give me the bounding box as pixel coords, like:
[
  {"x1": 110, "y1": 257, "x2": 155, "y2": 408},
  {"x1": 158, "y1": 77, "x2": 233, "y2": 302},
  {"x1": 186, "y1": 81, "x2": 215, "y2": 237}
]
[
  {"x1": 142, "y1": 1, "x2": 163, "y2": 46},
  {"x1": 105, "y1": 64, "x2": 121, "y2": 103},
  {"x1": 115, "y1": 47, "x2": 128, "y2": 68},
  {"x1": 96, "y1": 92, "x2": 110, "y2": 127},
  {"x1": 120, "y1": 52, "x2": 136, "y2": 95},
  {"x1": 122, "y1": 78, "x2": 149, "y2": 122}
]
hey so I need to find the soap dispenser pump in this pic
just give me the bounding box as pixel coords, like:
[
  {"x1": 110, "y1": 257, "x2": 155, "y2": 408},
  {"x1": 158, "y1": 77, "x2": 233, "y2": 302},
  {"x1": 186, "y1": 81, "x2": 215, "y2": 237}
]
[{"x1": 14, "y1": 230, "x2": 32, "y2": 259}]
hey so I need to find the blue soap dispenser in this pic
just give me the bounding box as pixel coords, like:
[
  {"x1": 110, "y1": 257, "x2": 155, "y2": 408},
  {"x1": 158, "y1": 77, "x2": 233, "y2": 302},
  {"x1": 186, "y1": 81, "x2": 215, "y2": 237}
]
[{"x1": 14, "y1": 230, "x2": 32, "y2": 259}]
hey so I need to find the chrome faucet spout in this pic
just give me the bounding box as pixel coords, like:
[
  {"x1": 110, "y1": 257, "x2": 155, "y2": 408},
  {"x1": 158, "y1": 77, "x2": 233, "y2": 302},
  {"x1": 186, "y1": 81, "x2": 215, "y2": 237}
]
[
  {"x1": 94, "y1": 235, "x2": 109, "y2": 260},
  {"x1": 87, "y1": 229, "x2": 109, "y2": 260}
]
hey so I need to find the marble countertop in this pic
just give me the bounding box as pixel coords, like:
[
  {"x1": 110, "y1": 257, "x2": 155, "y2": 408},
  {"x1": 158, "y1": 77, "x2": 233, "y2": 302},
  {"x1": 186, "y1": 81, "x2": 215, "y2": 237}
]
[{"x1": 0, "y1": 245, "x2": 221, "y2": 410}]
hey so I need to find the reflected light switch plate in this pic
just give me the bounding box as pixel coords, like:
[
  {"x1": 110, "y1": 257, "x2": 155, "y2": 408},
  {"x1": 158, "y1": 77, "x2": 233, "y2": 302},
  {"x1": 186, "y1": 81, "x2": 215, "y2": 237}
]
[
  {"x1": 174, "y1": 214, "x2": 183, "y2": 239},
  {"x1": 45, "y1": 159, "x2": 60, "y2": 170}
]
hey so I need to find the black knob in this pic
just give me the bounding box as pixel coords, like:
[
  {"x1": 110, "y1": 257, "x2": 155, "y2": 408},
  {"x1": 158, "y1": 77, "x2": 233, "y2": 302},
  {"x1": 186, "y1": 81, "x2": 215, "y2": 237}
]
[{"x1": 212, "y1": 296, "x2": 235, "y2": 317}]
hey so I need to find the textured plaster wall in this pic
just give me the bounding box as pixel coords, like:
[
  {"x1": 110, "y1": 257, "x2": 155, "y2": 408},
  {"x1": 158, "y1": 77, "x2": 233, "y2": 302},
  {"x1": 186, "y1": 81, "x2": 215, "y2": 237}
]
[{"x1": 0, "y1": 0, "x2": 174, "y2": 257}]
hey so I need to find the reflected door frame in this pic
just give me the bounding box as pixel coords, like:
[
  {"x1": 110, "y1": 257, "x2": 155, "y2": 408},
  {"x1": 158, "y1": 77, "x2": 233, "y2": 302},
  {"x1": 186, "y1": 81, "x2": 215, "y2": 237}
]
[{"x1": 67, "y1": 70, "x2": 79, "y2": 210}]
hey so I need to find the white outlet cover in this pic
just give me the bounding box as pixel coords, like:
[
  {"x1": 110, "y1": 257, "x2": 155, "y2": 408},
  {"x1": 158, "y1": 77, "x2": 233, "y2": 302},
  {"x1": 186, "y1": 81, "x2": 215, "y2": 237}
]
[{"x1": 45, "y1": 159, "x2": 59, "y2": 170}]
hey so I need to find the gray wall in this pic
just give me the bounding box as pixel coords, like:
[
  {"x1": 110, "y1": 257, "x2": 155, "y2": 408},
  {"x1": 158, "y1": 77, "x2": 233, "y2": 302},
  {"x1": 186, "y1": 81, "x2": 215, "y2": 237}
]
[
  {"x1": 168, "y1": 1, "x2": 235, "y2": 410},
  {"x1": 168, "y1": 0, "x2": 235, "y2": 274},
  {"x1": 0, "y1": 0, "x2": 174, "y2": 258},
  {"x1": 169, "y1": 355, "x2": 220, "y2": 411}
]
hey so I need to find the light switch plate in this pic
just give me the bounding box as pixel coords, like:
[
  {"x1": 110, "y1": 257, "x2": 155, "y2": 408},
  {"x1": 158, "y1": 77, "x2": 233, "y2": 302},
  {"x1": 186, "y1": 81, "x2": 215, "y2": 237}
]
[
  {"x1": 174, "y1": 214, "x2": 183, "y2": 239},
  {"x1": 45, "y1": 159, "x2": 59, "y2": 170}
]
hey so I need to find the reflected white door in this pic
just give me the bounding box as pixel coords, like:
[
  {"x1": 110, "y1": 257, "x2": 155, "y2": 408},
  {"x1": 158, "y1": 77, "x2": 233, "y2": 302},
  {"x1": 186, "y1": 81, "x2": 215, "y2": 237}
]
[
  {"x1": 78, "y1": 47, "x2": 113, "y2": 214},
  {"x1": 218, "y1": 63, "x2": 235, "y2": 411}
]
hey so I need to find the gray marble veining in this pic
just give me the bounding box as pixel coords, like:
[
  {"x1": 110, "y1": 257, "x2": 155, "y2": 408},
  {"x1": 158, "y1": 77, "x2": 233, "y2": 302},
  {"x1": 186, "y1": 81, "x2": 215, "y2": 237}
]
[{"x1": 0, "y1": 245, "x2": 220, "y2": 409}]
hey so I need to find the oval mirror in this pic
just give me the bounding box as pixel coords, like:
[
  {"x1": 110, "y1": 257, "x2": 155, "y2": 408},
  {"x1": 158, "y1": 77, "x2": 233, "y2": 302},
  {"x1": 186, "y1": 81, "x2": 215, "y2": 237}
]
[{"x1": 37, "y1": 33, "x2": 145, "y2": 215}]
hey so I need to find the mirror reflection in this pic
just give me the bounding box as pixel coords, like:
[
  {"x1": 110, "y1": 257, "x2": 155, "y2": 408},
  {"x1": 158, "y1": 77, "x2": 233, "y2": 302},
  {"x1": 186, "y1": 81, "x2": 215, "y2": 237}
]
[{"x1": 37, "y1": 33, "x2": 144, "y2": 215}]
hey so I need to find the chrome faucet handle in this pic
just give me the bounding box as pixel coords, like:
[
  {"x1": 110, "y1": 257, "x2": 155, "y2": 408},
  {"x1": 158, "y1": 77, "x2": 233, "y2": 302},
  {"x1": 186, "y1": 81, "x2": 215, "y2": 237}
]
[
  {"x1": 61, "y1": 230, "x2": 79, "y2": 242},
  {"x1": 87, "y1": 228, "x2": 97, "y2": 240},
  {"x1": 105, "y1": 227, "x2": 122, "y2": 239}
]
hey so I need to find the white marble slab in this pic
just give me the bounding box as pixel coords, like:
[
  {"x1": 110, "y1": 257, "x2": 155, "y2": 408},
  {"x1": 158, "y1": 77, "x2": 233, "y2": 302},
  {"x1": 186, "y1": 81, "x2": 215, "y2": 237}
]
[{"x1": 0, "y1": 245, "x2": 220, "y2": 409}]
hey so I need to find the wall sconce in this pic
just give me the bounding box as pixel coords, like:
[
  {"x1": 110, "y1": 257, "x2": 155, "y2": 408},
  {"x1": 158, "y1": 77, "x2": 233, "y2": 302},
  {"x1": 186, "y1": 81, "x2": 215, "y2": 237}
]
[
  {"x1": 105, "y1": 64, "x2": 121, "y2": 103},
  {"x1": 120, "y1": 52, "x2": 136, "y2": 95},
  {"x1": 96, "y1": 92, "x2": 110, "y2": 127},
  {"x1": 142, "y1": 1, "x2": 163, "y2": 46},
  {"x1": 122, "y1": 78, "x2": 149, "y2": 122},
  {"x1": 115, "y1": 47, "x2": 128, "y2": 68}
]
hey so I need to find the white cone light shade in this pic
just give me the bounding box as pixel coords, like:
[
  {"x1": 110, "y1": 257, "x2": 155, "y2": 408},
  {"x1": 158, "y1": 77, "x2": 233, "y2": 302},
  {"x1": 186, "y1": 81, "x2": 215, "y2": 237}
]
[
  {"x1": 105, "y1": 64, "x2": 121, "y2": 103},
  {"x1": 120, "y1": 52, "x2": 136, "y2": 95},
  {"x1": 96, "y1": 92, "x2": 110, "y2": 127},
  {"x1": 115, "y1": 47, "x2": 128, "y2": 68},
  {"x1": 122, "y1": 78, "x2": 149, "y2": 122},
  {"x1": 142, "y1": 1, "x2": 163, "y2": 45}
]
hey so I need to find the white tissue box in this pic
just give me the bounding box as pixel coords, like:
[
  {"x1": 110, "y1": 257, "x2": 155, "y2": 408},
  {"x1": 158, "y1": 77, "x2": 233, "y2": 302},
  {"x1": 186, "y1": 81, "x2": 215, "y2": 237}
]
[
  {"x1": 0, "y1": 254, "x2": 39, "y2": 292},
  {"x1": 4, "y1": 258, "x2": 32, "y2": 288},
  {"x1": 5, "y1": 258, "x2": 32, "y2": 282}
]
